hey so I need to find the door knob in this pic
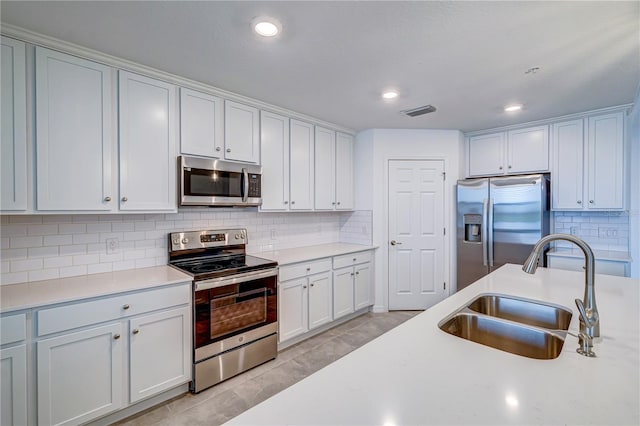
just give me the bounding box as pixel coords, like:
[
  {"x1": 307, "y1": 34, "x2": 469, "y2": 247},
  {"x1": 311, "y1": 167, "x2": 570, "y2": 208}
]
[{"x1": 390, "y1": 240, "x2": 402, "y2": 246}]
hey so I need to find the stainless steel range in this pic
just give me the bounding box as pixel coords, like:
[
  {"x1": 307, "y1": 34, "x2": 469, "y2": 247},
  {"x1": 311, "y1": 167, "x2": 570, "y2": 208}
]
[{"x1": 168, "y1": 228, "x2": 278, "y2": 393}]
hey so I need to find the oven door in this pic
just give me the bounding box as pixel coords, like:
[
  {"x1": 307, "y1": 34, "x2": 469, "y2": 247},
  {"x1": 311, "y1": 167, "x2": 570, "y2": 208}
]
[
  {"x1": 179, "y1": 156, "x2": 262, "y2": 207},
  {"x1": 193, "y1": 268, "x2": 277, "y2": 362}
]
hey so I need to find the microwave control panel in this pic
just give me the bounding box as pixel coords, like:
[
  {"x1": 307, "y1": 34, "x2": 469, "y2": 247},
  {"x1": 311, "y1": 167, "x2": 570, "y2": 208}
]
[{"x1": 248, "y1": 174, "x2": 261, "y2": 197}]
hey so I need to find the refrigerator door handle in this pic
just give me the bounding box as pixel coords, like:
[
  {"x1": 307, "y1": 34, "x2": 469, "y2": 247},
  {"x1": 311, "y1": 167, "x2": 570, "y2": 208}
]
[
  {"x1": 482, "y1": 198, "x2": 489, "y2": 267},
  {"x1": 488, "y1": 198, "x2": 494, "y2": 267}
]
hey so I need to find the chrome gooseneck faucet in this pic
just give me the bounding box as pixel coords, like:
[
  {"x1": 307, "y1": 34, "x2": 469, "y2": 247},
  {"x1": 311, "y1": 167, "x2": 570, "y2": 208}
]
[{"x1": 522, "y1": 234, "x2": 599, "y2": 356}]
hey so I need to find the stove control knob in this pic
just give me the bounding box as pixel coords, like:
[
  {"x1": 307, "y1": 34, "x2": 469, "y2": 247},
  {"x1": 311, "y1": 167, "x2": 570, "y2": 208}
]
[
  {"x1": 234, "y1": 234, "x2": 240, "y2": 240},
  {"x1": 173, "y1": 238, "x2": 179, "y2": 245},
  {"x1": 182, "y1": 238, "x2": 189, "y2": 244}
]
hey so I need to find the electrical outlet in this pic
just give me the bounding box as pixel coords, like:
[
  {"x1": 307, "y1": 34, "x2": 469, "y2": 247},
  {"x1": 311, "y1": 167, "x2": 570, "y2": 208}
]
[
  {"x1": 570, "y1": 226, "x2": 579, "y2": 236},
  {"x1": 270, "y1": 229, "x2": 277, "y2": 240},
  {"x1": 106, "y1": 237, "x2": 119, "y2": 254},
  {"x1": 606, "y1": 229, "x2": 618, "y2": 238}
]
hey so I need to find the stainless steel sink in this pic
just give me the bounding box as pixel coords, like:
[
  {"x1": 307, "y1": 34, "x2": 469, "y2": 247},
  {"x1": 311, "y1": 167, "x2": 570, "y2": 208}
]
[
  {"x1": 466, "y1": 294, "x2": 572, "y2": 330},
  {"x1": 438, "y1": 293, "x2": 573, "y2": 360}
]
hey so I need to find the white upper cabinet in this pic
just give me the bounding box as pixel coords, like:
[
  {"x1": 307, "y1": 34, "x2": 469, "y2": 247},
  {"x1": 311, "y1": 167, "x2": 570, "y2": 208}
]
[
  {"x1": 35, "y1": 47, "x2": 115, "y2": 211},
  {"x1": 468, "y1": 125, "x2": 549, "y2": 177},
  {"x1": 289, "y1": 120, "x2": 315, "y2": 210},
  {"x1": 335, "y1": 132, "x2": 354, "y2": 210},
  {"x1": 1, "y1": 37, "x2": 27, "y2": 211},
  {"x1": 314, "y1": 126, "x2": 336, "y2": 210},
  {"x1": 224, "y1": 100, "x2": 259, "y2": 163},
  {"x1": 260, "y1": 111, "x2": 290, "y2": 211},
  {"x1": 118, "y1": 70, "x2": 177, "y2": 211},
  {"x1": 179, "y1": 88, "x2": 224, "y2": 157},
  {"x1": 551, "y1": 112, "x2": 625, "y2": 211}
]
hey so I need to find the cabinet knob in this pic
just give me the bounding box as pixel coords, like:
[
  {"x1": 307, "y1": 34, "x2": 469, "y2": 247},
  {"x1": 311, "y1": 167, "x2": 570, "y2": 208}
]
[
  {"x1": 350, "y1": 272, "x2": 355, "y2": 276},
  {"x1": 291, "y1": 201, "x2": 295, "y2": 205},
  {"x1": 337, "y1": 202, "x2": 341, "y2": 205},
  {"x1": 284, "y1": 201, "x2": 288, "y2": 205},
  {"x1": 121, "y1": 197, "x2": 128, "y2": 202},
  {"x1": 589, "y1": 200, "x2": 594, "y2": 204},
  {"x1": 114, "y1": 334, "x2": 121, "y2": 340},
  {"x1": 303, "y1": 285, "x2": 307, "y2": 289},
  {"x1": 104, "y1": 196, "x2": 111, "y2": 202},
  {"x1": 216, "y1": 147, "x2": 221, "y2": 152},
  {"x1": 310, "y1": 283, "x2": 315, "y2": 287},
  {"x1": 132, "y1": 329, "x2": 140, "y2": 335},
  {"x1": 356, "y1": 271, "x2": 360, "y2": 275},
  {"x1": 226, "y1": 148, "x2": 231, "y2": 153},
  {"x1": 123, "y1": 304, "x2": 130, "y2": 310},
  {"x1": 306, "y1": 267, "x2": 311, "y2": 272},
  {"x1": 508, "y1": 165, "x2": 512, "y2": 169},
  {"x1": 577, "y1": 200, "x2": 582, "y2": 204},
  {"x1": 353, "y1": 258, "x2": 357, "y2": 262},
  {"x1": 499, "y1": 166, "x2": 503, "y2": 170},
  {"x1": 332, "y1": 202, "x2": 336, "y2": 205}
]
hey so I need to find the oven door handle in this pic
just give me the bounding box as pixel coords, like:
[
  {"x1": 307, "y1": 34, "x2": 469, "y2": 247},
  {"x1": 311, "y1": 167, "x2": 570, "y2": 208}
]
[{"x1": 195, "y1": 268, "x2": 278, "y2": 291}]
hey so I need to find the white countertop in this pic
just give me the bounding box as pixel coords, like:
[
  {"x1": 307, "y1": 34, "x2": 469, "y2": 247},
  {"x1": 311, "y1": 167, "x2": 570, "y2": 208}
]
[
  {"x1": 0, "y1": 266, "x2": 192, "y2": 313},
  {"x1": 226, "y1": 264, "x2": 640, "y2": 425},
  {"x1": 251, "y1": 243, "x2": 377, "y2": 266},
  {"x1": 547, "y1": 247, "x2": 632, "y2": 262}
]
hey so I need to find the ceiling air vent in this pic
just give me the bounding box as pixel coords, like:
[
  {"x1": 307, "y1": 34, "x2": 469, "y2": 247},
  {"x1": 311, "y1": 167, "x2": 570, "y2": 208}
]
[{"x1": 401, "y1": 104, "x2": 437, "y2": 117}]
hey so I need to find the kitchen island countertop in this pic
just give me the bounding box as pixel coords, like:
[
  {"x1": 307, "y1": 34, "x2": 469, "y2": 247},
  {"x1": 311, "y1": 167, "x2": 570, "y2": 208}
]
[{"x1": 226, "y1": 263, "x2": 639, "y2": 425}]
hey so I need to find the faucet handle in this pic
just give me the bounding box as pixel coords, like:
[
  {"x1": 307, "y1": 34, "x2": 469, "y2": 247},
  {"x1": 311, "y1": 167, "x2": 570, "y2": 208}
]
[
  {"x1": 575, "y1": 298, "x2": 597, "y2": 327},
  {"x1": 576, "y1": 331, "x2": 596, "y2": 357}
]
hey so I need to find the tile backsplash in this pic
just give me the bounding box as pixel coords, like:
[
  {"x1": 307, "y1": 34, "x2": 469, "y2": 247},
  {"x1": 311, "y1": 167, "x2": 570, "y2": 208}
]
[
  {"x1": 552, "y1": 211, "x2": 630, "y2": 251},
  {"x1": 1, "y1": 210, "x2": 373, "y2": 285}
]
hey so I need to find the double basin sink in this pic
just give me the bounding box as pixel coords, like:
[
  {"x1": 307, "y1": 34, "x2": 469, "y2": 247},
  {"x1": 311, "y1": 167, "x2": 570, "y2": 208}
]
[{"x1": 438, "y1": 294, "x2": 573, "y2": 360}]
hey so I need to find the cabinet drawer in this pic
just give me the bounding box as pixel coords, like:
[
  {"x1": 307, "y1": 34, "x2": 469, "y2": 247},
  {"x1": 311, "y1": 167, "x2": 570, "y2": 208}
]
[
  {"x1": 279, "y1": 258, "x2": 332, "y2": 282},
  {"x1": 333, "y1": 251, "x2": 372, "y2": 269},
  {"x1": 1, "y1": 313, "x2": 27, "y2": 345},
  {"x1": 37, "y1": 283, "x2": 191, "y2": 336}
]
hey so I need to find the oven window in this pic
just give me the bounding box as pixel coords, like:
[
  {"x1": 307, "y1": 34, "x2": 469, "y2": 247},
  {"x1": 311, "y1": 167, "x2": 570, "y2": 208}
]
[
  {"x1": 210, "y1": 288, "x2": 267, "y2": 339},
  {"x1": 185, "y1": 168, "x2": 242, "y2": 197}
]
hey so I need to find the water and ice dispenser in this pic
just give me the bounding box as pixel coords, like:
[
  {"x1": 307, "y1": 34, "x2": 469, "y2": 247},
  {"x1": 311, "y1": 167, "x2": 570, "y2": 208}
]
[{"x1": 463, "y1": 214, "x2": 483, "y2": 243}]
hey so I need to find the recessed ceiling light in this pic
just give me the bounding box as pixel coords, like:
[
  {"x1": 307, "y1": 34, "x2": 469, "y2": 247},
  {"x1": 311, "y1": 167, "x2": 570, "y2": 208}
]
[
  {"x1": 504, "y1": 104, "x2": 523, "y2": 112},
  {"x1": 253, "y1": 19, "x2": 280, "y2": 37},
  {"x1": 382, "y1": 91, "x2": 399, "y2": 100}
]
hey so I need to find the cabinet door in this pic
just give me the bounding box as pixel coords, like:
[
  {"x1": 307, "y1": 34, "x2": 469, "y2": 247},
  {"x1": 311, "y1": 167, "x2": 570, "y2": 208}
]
[
  {"x1": 180, "y1": 88, "x2": 224, "y2": 157},
  {"x1": 468, "y1": 133, "x2": 504, "y2": 177},
  {"x1": 308, "y1": 272, "x2": 333, "y2": 330},
  {"x1": 335, "y1": 132, "x2": 354, "y2": 210},
  {"x1": 333, "y1": 267, "x2": 354, "y2": 319},
  {"x1": 224, "y1": 101, "x2": 259, "y2": 163},
  {"x1": 507, "y1": 125, "x2": 549, "y2": 173},
  {"x1": 36, "y1": 47, "x2": 114, "y2": 211},
  {"x1": 119, "y1": 71, "x2": 177, "y2": 211},
  {"x1": 354, "y1": 262, "x2": 372, "y2": 311},
  {"x1": 551, "y1": 119, "x2": 584, "y2": 210},
  {"x1": 1, "y1": 345, "x2": 27, "y2": 426},
  {"x1": 260, "y1": 111, "x2": 290, "y2": 211},
  {"x1": 37, "y1": 323, "x2": 124, "y2": 426},
  {"x1": 278, "y1": 278, "x2": 308, "y2": 342},
  {"x1": 587, "y1": 112, "x2": 625, "y2": 209},
  {"x1": 314, "y1": 126, "x2": 336, "y2": 210},
  {"x1": 1, "y1": 37, "x2": 27, "y2": 211},
  {"x1": 129, "y1": 306, "x2": 191, "y2": 403},
  {"x1": 289, "y1": 119, "x2": 315, "y2": 210}
]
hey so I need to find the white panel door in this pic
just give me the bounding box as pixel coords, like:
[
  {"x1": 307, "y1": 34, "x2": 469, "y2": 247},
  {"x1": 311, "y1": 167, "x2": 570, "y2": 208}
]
[
  {"x1": 119, "y1": 71, "x2": 176, "y2": 211},
  {"x1": 314, "y1": 126, "x2": 336, "y2": 210},
  {"x1": 388, "y1": 160, "x2": 446, "y2": 310},
  {"x1": 129, "y1": 307, "x2": 190, "y2": 403},
  {"x1": 36, "y1": 47, "x2": 114, "y2": 211},
  {"x1": 278, "y1": 278, "x2": 308, "y2": 342},
  {"x1": 354, "y1": 262, "x2": 372, "y2": 310},
  {"x1": 335, "y1": 132, "x2": 354, "y2": 210},
  {"x1": 308, "y1": 272, "x2": 333, "y2": 330},
  {"x1": 468, "y1": 133, "x2": 504, "y2": 177},
  {"x1": 224, "y1": 100, "x2": 259, "y2": 163},
  {"x1": 551, "y1": 119, "x2": 584, "y2": 210},
  {"x1": 333, "y1": 267, "x2": 354, "y2": 319},
  {"x1": 260, "y1": 111, "x2": 290, "y2": 211},
  {"x1": 588, "y1": 112, "x2": 625, "y2": 209},
  {"x1": 180, "y1": 88, "x2": 224, "y2": 157},
  {"x1": 1, "y1": 37, "x2": 27, "y2": 211},
  {"x1": 507, "y1": 125, "x2": 549, "y2": 173},
  {"x1": 37, "y1": 323, "x2": 124, "y2": 426},
  {"x1": 1, "y1": 344, "x2": 28, "y2": 426},
  {"x1": 289, "y1": 119, "x2": 315, "y2": 210}
]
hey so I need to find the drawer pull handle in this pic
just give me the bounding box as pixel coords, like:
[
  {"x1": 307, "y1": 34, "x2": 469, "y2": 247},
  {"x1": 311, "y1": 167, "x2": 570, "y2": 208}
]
[
  {"x1": 114, "y1": 334, "x2": 121, "y2": 340},
  {"x1": 123, "y1": 304, "x2": 130, "y2": 310},
  {"x1": 132, "y1": 329, "x2": 140, "y2": 335}
]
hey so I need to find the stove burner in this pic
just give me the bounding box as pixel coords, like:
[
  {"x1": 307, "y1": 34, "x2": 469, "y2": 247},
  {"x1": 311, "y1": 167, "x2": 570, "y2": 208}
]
[{"x1": 190, "y1": 263, "x2": 225, "y2": 273}]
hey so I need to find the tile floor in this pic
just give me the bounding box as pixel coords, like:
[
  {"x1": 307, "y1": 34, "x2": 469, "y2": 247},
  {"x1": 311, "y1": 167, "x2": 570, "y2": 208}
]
[{"x1": 117, "y1": 311, "x2": 420, "y2": 426}]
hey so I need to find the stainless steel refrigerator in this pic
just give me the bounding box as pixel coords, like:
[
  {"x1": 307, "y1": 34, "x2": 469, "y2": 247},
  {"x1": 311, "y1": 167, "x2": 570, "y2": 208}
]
[{"x1": 456, "y1": 174, "x2": 550, "y2": 291}]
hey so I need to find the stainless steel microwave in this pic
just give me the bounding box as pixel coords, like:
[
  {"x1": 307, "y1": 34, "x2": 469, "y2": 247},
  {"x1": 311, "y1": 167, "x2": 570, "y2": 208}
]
[{"x1": 178, "y1": 156, "x2": 262, "y2": 207}]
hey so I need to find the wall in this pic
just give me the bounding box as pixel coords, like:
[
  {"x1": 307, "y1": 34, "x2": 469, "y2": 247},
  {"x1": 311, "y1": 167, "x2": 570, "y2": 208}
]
[
  {"x1": 354, "y1": 128, "x2": 465, "y2": 312},
  {"x1": 1, "y1": 210, "x2": 372, "y2": 285},
  {"x1": 552, "y1": 212, "x2": 630, "y2": 251}
]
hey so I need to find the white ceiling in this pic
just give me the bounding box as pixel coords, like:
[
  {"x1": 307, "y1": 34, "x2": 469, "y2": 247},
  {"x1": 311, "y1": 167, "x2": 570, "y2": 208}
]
[{"x1": 1, "y1": 1, "x2": 638, "y2": 132}]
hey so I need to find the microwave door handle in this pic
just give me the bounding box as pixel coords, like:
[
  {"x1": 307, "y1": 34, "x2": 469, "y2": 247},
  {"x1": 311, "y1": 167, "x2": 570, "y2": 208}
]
[{"x1": 242, "y1": 168, "x2": 249, "y2": 203}]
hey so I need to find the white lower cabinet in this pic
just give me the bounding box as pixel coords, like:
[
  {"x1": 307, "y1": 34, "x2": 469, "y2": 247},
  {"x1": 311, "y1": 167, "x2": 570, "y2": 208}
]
[
  {"x1": 308, "y1": 272, "x2": 333, "y2": 330},
  {"x1": 332, "y1": 268, "x2": 355, "y2": 319},
  {"x1": 333, "y1": 252, "x2": 373, "y2": 320},
  {"x1": 1, "y1": 312, "x2": 28, "y2": 426},
  {"x1": 354, "y1": 263, "x2": 373, "y2": 310},
  {"x1": 34, "y1": 283, "x2": 191, "y2": 425}
]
